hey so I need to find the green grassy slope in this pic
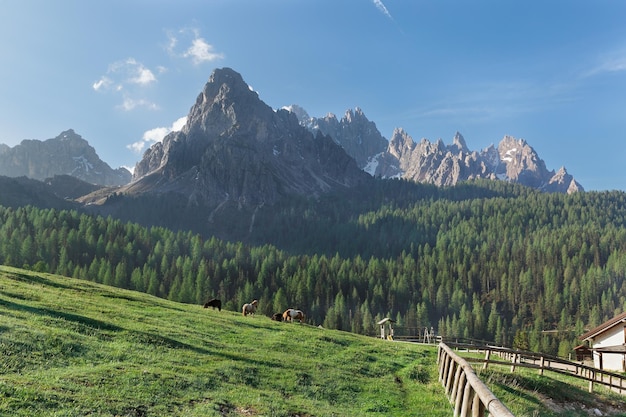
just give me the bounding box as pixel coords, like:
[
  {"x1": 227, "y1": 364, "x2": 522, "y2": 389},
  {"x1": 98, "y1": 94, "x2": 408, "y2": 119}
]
[{"x1": 0, "y1": 266, "x2": 449, "y2": 417}]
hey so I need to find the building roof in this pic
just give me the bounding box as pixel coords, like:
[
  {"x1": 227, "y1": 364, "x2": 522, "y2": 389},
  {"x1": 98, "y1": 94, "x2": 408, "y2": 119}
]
[
  {"x1": 580, "y1": 311, "x2": 626, "y2": 341},
  {"x1": 592, "y1": 344, "x2": 626, "y2": 353}
]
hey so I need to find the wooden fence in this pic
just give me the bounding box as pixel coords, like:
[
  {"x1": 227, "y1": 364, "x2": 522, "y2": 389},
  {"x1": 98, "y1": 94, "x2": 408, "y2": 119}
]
[
  {"x1": 446, "y1": 342, "x2": 626, "y2": 394},
  {"x1": 438, "y1": 342, "x2": 515, "y2": 417}
]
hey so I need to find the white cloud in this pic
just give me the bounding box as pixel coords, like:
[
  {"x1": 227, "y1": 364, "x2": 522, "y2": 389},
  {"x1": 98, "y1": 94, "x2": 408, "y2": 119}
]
[
  {"x1": 184, "y1": 37, "x2": 224, "y2": 64},
  {"x1": 119, "y1": 97, "x2": 159, "y2": 111},
  {"x1": 167, "y1": 28, "x2": 224, "y2": 65},
  {"x1": 109, "y1": 58, "x2": 157, "y2": 86},
  {"x1": 92, "y1": 76, "x2": 113, "y2": 91},
  {"x1": 94, "y1": 57, "x2": 159, "y2": 111},
  {"x1": 131, "y1": 66, "x2": 157, "y2": 86},
  {"x1": 128, "y1": 116, "x2": 188, "y2": 154},
  {"x1": 171, "y1": 116, "x2": 187, "y2": 131},
  {"x1": 373, "y1": 0, "x2": 393, "y2": 19},
  {"x1": 122, "y1": 165, "x2": 135, "y2": 175}
]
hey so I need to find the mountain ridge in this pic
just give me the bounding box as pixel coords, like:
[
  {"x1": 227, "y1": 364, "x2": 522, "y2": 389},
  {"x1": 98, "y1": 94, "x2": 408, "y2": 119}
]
[
  {"x1": 2, "y1": 68, "x2": 582, "y2": 195},
  {"x1": 0, "y1": 129, "x2": 131, "y2": 186},
  {"x1": 288, "y1": 107, "x2": 583, "y2": 194}
]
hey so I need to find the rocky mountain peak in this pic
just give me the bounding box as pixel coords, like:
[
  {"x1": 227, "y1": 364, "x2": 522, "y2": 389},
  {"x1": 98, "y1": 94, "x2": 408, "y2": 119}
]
[
  {"x1": 282, "y1": 104, "x2": 312, "y2": 126},
  {"x1": 127, "y1": 67, "x2": 369, "y2": 208},
  {"x1": 344, "y1": 107, "x2": 366, "y2": 124},
  {"x1": 59, "y1": 129, "x2": 77, "y2": 140},
  {"x1": 388, "y1": 128, "x2": 414, "y2": 158},
  {"x1": 183, "y1": 67, "x2": 271, "y2": 139},
  {"x1": 369, "y1": 131, "x2": 581, "y2": 193},
  {"x1": 544, "y1": 166, "x2": 584, "y2": 193},
  {"x1": 0, "y1": 130, "x2": 131, "y2": 186},
  {"x1": 289, "y1": 106, "x2": 388, "y2": 170},
  {"x1": 495, "y1": 135, "x2": 549, "y2": 188},
  {"x1": 452, "y1": 131, "x2": 469, "y2": 153}
]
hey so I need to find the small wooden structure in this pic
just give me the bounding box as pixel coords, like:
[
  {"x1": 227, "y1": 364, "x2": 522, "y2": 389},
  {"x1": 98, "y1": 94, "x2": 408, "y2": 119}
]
[
  {"x1": 574, "y1": 344, "x2": 592, "y2": 362},
  {"x1": 377, "y1": 318, "x2": 395, "y2": 340},
  {"x1": 423, "y1": 326, "x2": 436, "y2": 343}
]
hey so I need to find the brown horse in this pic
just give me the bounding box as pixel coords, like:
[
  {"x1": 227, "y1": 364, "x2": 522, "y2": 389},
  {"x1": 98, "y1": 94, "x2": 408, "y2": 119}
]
[
  {"x1": 203, "y1": 298, "x2": 221, "y2": 311},
  {"x1": 282, "y1": 308, "x2": 305, "y2": 323},
  {"x1": 242, "y1": 299, "x2": 258, "y2": 316}
]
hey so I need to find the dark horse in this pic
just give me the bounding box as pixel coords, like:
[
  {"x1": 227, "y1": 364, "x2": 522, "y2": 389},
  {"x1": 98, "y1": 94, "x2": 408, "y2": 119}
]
[{"x1": 203, "y1": 298, "x2": 221, "y2": 311}]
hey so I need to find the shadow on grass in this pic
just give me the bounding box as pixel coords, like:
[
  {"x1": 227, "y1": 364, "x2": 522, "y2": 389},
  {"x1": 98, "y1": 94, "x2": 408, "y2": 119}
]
[
  {"x1": 98, "y1": 292, "x2": 189, "y2": 312},
  {"x1": 4, "y1": 271, "x2": 76, "y2": 290},
  {"x1": 0, "y1": 289, "x2": 40, "y2": 302},
  {"x1": 496, "y1": 380, "x2": 543, "y2": 407},
  {"x1": 0, "y1": 297, "x2": 124, "y2": 332},
  {"x1": 0, "y1": 297, "x2": 284, "y2": 371}
]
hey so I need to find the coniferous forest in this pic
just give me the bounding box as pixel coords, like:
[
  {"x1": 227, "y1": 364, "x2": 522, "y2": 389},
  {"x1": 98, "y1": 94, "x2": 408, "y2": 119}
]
[{"x1": 2, "y1": 178, "x2": 626, "y2": 357}]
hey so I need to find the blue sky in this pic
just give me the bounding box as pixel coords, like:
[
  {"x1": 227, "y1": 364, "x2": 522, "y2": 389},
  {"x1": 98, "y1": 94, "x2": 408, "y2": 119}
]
[{"x1": 1, "y1": 1, "x2": 626, "y2": 191}]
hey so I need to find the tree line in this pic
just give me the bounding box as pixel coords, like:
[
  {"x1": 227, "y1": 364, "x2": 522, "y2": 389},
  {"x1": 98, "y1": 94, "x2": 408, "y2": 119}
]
[{"x1": 1, "y1": 179, "x2": 626, "y2": 357}]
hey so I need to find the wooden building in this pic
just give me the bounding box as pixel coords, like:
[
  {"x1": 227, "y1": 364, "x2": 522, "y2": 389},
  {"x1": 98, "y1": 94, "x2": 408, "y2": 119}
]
[{"x1": 580, "y1": 311, "x2": 626, "y2": 372}]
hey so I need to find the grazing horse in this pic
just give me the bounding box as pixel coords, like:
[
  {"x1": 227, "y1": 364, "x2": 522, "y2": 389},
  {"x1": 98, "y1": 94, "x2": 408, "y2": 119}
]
[
  {"x1": 282, "y1": 308, "x2": 305, "y2": 323},
  {"x1": 203, "y1": 298, "x2": 221, "y2": 311},
  {"x1": 242, "y1": 299, "x2": 258, "y2": 316},
  {"x1": 271, "y1": 312, "x2": 283, "y2": 321}
]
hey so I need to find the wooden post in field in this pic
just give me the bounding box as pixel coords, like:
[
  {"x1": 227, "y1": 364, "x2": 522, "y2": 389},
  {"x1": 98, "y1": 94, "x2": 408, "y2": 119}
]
[
  {"x1": 588, "y1": 370, "x2": 594, "y2": 393},
  {"x1": 510, "y1": 353, "x2": 518, "y2": 373},
  {"x1": 483, "y1": 349, "x2": 490, "y2": 370},
  {"x1": 539, "y1": 356, "x2": 545, "y2": 375}
]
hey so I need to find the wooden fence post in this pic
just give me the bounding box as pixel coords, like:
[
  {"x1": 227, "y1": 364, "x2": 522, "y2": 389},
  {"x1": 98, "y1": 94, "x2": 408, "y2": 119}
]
[
  {"x1": 483, "y1": 349, "x2": 490, "y2": 370},
  {"x1": 451, "y1": 363, "x2": 463, "y2": 405},
  {"x1": 446, "y1": 358, "x2": 457, "y2": 394},
  {"x1": 472, "y1": 391, "x2": 485, "y2": 417},
  {"x1": 539, "y1": 356, "x2": 545, "y2": 375},
  {"x1": 510, "y1": 353, "x2": 518, "y2": 373},
  {"x1": 460, "y1": 380, "x2": 473, "y2": 417},
  {"x1": 454, "y1": 372, "x2": 467, "y2": 416}
]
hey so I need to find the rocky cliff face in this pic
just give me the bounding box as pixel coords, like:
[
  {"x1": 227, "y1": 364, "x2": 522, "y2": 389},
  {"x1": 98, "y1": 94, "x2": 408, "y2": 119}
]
[
  {"x1": 286, "y1": 106, "x2": 388, "y2": 170},
  {"x1": 288, "y1": 104, "x2": 582, "y2": 193},
  {"x1": 128, "y1": 68, "x2": 369, "y2": 208},
  {"x1": 0, "y1": 130, "x2": 131, "y2": 186},
  {"x1": 371, "y1": 131, "x2": 583, "y2": 193}
]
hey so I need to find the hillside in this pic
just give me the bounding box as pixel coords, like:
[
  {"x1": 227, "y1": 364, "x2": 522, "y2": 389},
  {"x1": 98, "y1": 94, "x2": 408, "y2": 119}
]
[
  {"x1": 2, "y1": 182, "x2": 626, "y2": 361},
  {"x1": 0, "y1": 265, "x2": 450, "y2": 417}
]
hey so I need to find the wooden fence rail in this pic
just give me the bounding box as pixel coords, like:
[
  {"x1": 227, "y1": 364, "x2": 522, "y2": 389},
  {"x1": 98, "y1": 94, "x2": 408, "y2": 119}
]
[
  {"x1": 446, "y1": 342, "x2": 626, "y2": 395},
  {"x1": 438, "y1": 342, "x2": 515, "y2": 417}
]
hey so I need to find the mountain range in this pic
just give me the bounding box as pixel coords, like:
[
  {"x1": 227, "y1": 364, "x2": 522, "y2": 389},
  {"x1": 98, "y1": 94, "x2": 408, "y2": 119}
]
[
  {"x1": 286, "y1": 105, "x2": 582, "y2": 194},
  {"x1": 0, "y1": 67, "x2": 583, "y2": 239}
]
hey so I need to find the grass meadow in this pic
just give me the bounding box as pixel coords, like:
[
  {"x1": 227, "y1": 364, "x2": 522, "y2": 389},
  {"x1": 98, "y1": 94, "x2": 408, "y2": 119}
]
[{"x1": 0, "y1": 266, "x2": 450, "y2": 416}]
